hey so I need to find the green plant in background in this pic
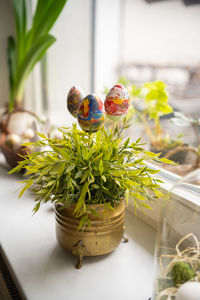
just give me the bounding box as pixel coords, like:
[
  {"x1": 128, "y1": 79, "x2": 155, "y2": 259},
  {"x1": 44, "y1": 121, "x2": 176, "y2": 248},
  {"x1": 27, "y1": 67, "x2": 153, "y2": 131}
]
[
  {"x1": 9, "y1": 116, "x2": 172, "y2": 230},
  {"x1": 7, "y1": 0, "x2": 67, "y2": 112},
  {"x1": 118, "y1": 77, "x2": 182, "y2": 151}
]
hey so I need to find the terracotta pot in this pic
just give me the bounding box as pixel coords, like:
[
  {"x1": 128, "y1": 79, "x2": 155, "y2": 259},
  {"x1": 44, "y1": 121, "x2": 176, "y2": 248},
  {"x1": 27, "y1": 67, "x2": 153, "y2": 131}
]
[{"x1": 55, "y1": 199, "x2": 127, "y2": 268}]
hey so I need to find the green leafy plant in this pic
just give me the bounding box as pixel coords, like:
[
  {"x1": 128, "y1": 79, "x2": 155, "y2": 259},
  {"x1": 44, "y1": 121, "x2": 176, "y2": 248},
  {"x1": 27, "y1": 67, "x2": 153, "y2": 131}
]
[
  {"x1": 10, "y1": 116, "x2": 172, "y2": 229},
  {"x1": 118, "y1": 77, "x2": 182, "y2": 151},
  {"x1": 7, "y1": 0, "x2": 67, "y2": 112}
]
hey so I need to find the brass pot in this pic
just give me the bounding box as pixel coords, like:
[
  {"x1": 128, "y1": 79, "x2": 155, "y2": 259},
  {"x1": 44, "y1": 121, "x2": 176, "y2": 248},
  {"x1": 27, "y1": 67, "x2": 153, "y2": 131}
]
[{"x1": 55, "y1": 199, "x2": 127, "y2": 268}]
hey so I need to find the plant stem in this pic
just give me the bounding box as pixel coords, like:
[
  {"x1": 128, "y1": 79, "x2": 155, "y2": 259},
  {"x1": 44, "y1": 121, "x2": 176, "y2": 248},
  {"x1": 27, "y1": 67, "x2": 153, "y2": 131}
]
[
  {"x1": 139, "y1": 113, "x2": 155, "y2": 144},
  {"x1": 155, "y1": 118, "x2": 162, "y2": 136},
  {"x1": 8, "y1": 92, "x2": 15, "y2": 112}
]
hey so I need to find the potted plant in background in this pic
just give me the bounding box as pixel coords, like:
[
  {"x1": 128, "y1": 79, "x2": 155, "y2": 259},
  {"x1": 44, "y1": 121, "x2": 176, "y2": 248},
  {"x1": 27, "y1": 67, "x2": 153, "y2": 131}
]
[
  {"x1": 10, "y1": 84, "x2": 172, "y2": 269},
  {"x1": 118, "y1": 78, "x2": 199, "y2": 169},
  {"x1": 0, "y1": 0, "x2": 67, "y2": 167}
]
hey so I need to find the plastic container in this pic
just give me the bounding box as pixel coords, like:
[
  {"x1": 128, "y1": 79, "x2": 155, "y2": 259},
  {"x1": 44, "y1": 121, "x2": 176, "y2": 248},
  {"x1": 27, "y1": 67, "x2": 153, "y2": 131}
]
[{"x1": 151, "y1": 175, "x2": 200, "y2": 300}]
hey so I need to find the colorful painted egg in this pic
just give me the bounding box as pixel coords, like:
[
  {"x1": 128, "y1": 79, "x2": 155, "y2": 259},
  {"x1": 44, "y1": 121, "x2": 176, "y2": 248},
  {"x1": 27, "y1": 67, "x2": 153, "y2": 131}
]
[
  {"x1": 78, "y1": 94, "x2": 105, "y2": 132},
  {"x1": 104, "y1": 84, "x2": 130, "y2": 120},
  {"x1": 67, "y1": 86, "x2": 85, "y2": 118}
]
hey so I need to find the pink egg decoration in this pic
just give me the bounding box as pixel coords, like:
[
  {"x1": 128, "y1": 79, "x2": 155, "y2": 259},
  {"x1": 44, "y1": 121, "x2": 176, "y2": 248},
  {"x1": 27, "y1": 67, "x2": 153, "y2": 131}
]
[
  {"x1": 67, "y1": 86, "x2": 85, "y2": 118},
  {"x1": 104, "y1": 84, "x2": 130, "y2": 120}
]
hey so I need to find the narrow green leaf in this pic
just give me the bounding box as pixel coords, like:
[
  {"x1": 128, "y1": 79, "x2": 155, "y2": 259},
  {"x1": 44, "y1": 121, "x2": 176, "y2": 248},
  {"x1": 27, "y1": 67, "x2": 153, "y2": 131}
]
[
  {"x1": 19, "y1": 179, "x2": 34, "y2": 198},
  {"x1": 141, "y1": 203, "x2": 152, "y2": 209},
  {"x1": 32, "y1": 201, "x2": 41, "y2": 214},
  {"x1": 144, "y1": 151, "x2": 158, "y2": 157},
  {"x1": 66, "y1": 164, "x2": 75, "y2": 173},
  {"x1": 11, "y1": 0, "x2": 26, "y2": 64},
  {"x1": 80, "y1": 170, "x2": 89, "y2": 183},
  {"x1": 7, "y1": 36, "x2": 16, "y2": 90},
  {"x1": 102, "y1": 175, "x2": 106, "y2": 182},
  {"x1": 89, "y1": 208, "x2": 99, "y2": 217},
  {"x1": 35, "y1": 131, "x2": 47, "y2": 139},
  {"x1": 147, "y1": 169, "x2": 160, "y2": 174},
  {"x1": 75, "y1": 171, "x2": 83, "y2": 179},
  {"x1": 74, "y1": 182, "x2": 89, "y2": 214},
  {"x1": 13, "y1": 34, "x2": 56, "y2": 102},
  {"x1": 125, "y1": 189, "x2": 129, "y2": 205},
  {"x1": 136, "y1": 137, "x2": 141, "y2": 143},
  {"x1": 92, "y1": 152, "x2": 103, "y2": 163},
  {"x1": 124, "y1": 137, "x2": 130, "y2": 148},
  {"x1": 31, "y1": 0, "x2": 67, "y2": 42},
  {"x1": 77, "y1": 214, "x2": 88, "y2": 231},
  {"x1": 125, "y1": 180, "x2": 139, "y2": 186},
  {"x1": 115, "y1": 180, "x2": 121, "y2": 187},
  {"x1": 91, "y1": 184, "x2": 99, "y2": 189},
  {"x1": 99, "y1": 159, "x2": 103, "y2": 175},
  {"x1": 9, "y1": 164, "x2": 21, "y2": 174},
  {"x1": 44, "y1": 181, "x2": 54, "y2": 187},
  {"x1": 159, "y1": 158, "x2": 176, "y2": 164}
]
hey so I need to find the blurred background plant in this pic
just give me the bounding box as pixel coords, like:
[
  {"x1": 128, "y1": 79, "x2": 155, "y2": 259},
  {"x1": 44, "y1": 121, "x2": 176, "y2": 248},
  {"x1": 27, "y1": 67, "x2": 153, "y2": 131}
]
[
  {"x1": 7, "y1": 0, "x2": 67, "y2": 112},
  {"x1": 0, "y1": 0, "x2": 67, "y2": 168},
  {"x1": 105, "y1": 77, "x2": 200, "y2": 174},
  {"x1": 115, "y1": 77, "x2": 182, "y2": 152}
]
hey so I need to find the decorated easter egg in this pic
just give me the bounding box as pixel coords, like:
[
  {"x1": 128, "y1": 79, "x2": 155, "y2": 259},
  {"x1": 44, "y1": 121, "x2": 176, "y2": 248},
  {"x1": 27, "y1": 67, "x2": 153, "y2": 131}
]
[
  {"x1": 67, "y1": 86, "x2": 85, "y2": 118},
  {"x1": 104, "y1": 84, "x2": 130, "y2": 120},
  {"x1": 78, "y1": 94, "x2": 105, "y2": 132}
]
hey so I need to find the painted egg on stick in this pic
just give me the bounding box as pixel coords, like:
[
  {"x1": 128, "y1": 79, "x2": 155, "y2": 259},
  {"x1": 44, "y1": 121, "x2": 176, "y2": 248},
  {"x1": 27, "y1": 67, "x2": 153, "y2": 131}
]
[
  {"x1": 78, "y1": 94, "x2": 105, "y2": 132},
  {"x1": 67, "y1": 86, "x2": 85, "y2": 118},
  {"x1": 104, "y1": 84, "x2": 130, "y2": 120}
]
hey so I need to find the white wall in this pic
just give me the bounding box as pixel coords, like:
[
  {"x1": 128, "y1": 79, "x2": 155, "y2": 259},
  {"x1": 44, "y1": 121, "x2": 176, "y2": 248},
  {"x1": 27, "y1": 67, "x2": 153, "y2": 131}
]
[
  {"x1": 94, "y1": 0, "x2": 121, "y2": 98},
  {"x1": 0, "y1": 0, "x2": 15, "y2": 108},
  {"x1": 1, "y1": 0, "x2": 200, "y2": 118},
  {"x1": 46, "y1": 0, "x2": 122, "y2": 124},
  {"x1": 47, "y1": 0, "x2": 92, "y2": 126},
  {"x1": 92, "y1": 0, "x2": 200, "y2": 100},
  {"x1": 122, "y1": 0, "x2": 200, "y2": 66}
]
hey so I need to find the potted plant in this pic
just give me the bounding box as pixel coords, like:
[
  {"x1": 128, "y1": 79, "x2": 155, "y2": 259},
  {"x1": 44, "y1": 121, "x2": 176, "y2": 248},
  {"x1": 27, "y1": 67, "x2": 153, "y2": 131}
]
[
  {"x1": 0, "y1": 0, "x2": 67, "y2": 167},
  {"x1": 118, "y1": 78, "x2": 193, "y2": 165},
  {"x1": 10, "y1": 84, "x2": 172, "y2": 269}
]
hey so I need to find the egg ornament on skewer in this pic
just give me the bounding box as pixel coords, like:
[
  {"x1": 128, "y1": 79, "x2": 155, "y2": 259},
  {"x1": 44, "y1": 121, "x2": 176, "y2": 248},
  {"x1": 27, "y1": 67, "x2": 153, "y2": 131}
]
[
  {"x1": 104, "y1": 83, "x2": 130, "y2": 121},
  {"x1": 67, "y1": 86, "x2": 85, "y2": 118},
  {"x1": 78, "y1": 94, "x2": 105, "y2": 133}
]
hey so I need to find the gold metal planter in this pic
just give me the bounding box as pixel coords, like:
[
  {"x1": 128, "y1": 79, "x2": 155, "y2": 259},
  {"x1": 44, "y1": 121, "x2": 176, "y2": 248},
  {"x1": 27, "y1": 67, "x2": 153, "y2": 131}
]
[{"x1": 55, "y1": 199, "x2": 127, "y2": 268}]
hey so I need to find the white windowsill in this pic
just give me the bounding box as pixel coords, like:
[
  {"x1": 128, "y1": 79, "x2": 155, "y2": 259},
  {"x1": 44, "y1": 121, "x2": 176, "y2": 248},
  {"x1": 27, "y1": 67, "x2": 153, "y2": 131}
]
[
  {"x1": 0, "y1": 155, "x2": 155, "y2": 300},
  {"x1": 0, "y1": 152, "x2": 199, "y2": 299}
]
